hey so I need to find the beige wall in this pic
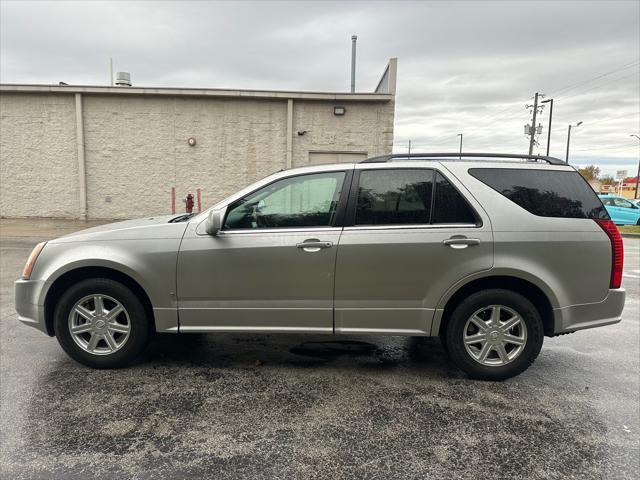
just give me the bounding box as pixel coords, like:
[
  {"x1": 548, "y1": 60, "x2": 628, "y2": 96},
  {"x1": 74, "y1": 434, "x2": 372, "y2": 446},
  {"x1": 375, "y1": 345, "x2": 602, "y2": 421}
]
[
  {"x1": 1, "y1": 93, "x2": 80, "y2": 218},
  {"x1": 0, "y1": 91, "x2": 393, "y2": 219},
  {"x1": 292, "y1": 100, "x2": 394, "y2": 167}
]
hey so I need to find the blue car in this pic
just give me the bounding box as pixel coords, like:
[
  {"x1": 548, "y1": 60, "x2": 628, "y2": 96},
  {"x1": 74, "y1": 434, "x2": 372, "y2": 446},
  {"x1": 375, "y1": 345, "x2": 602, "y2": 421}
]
[{"x1": 600, "y1": 194, "x2": 640, "y2": 225}]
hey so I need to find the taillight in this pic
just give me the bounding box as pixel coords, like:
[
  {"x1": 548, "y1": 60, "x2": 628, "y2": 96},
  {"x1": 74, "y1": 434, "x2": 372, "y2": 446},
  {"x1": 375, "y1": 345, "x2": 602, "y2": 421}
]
[{"x1": 595, "y1": 219, "x2": 623, "y2": 289}]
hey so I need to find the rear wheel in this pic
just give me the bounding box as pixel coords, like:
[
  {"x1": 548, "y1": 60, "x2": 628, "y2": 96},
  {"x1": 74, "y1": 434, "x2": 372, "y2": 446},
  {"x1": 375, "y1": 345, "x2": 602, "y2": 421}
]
[
  {"x1": 445, "y1": 289, "x2": 544, "y2": 380},
  {"x1": 54, "y1": 278, "x2": 151, "y2": 368}
]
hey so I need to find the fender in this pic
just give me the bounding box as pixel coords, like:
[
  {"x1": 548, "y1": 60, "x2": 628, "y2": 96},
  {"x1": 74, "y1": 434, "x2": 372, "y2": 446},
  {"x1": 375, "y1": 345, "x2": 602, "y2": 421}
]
[
  {"x1": 34, "y1": 239, "x2": 181, "y2": 332},
  {"x1": 430, "y1": 267, "x2": 561, "y2": 336}
]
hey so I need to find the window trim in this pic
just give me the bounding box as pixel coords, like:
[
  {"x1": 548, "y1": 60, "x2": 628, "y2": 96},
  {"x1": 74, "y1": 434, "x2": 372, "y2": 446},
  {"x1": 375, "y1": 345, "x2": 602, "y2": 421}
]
[
  {"x1": 221, "y1": 169, "x2": 353, "y2": 232},
  {"x1": 344, "y1": 167, "x2": 482, "y2": 228}
]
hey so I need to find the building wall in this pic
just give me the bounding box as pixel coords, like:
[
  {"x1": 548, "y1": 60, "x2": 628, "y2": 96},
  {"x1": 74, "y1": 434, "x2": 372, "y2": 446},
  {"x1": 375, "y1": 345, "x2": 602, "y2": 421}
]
[
  {"x1": 0, "y1": 92, "x2": 394, "y2": 219},
  {"x1": 0, "y1": 93, "x2": 80, "y2": 218},
  {"x1": 292, "y1": 100, "x2": 394, "y2": 167}
]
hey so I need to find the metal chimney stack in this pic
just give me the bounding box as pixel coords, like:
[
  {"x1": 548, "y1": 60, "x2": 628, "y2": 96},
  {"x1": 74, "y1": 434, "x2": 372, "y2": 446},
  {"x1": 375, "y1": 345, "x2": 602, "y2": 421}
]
[
  {"x1": 115, "y1": 72, "x2": 132, "y2": 87},
  {"x1": 350, "y1": 35, "x2": 357, "y2": 93}
]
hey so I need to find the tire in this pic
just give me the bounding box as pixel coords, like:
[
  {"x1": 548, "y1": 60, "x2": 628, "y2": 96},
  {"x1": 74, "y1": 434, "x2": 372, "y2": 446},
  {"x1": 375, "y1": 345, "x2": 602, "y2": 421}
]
[
  {"x1": 445, "y1": 289, "x2": 544, "y2": 381},
  {"x1": 54, "y1": 278, "x2": 151, "y2": 368}
]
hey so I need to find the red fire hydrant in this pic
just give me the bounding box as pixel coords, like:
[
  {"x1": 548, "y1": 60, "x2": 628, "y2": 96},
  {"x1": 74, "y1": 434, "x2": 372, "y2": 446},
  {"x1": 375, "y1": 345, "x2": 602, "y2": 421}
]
[{"x1": 185, "y1": 193, "x2": 194, "y2": 214}]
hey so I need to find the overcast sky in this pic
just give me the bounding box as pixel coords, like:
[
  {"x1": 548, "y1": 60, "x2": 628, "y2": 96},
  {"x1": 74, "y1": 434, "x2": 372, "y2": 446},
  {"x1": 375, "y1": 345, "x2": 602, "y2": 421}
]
[{"x1": 1, "y1": 0, "x2": 638, "y2": 177}]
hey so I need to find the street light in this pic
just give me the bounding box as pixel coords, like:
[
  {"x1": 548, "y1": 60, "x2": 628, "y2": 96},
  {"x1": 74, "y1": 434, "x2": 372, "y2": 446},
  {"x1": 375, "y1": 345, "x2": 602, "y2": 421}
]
[
  {"x1": 631, "y1": 134, "x2": 640, "y2": 199},
  {"x1": 541, "y1": 98, "x2": 553, "y2": 156},
  {"x1": 457, "y1": 133, "x2": 463, "y2": 159},
  {"x1": 565, "y1": 121, "x2": 583, "y2": 164}
]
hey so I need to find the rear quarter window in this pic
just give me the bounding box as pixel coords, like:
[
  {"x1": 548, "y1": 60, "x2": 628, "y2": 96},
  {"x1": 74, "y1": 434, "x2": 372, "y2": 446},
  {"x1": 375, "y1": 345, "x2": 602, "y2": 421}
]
[{"x1": 468, "y1": 168, "x2": 609, "y2": 219}]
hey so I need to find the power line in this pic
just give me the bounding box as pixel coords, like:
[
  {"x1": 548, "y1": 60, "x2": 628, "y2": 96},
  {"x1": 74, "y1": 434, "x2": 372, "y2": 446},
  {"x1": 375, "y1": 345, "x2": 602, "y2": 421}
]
[
  {"x1": 572, "y1": 143, "x2": 640, "y2": 153},
  {"x1": 546, "y1": 58, "x2": 640, "y2": 97},
  {"x1": 555, "y1": 71, "x2": 639, "y2": 102},
  {"x1": 398, "y1": 58, "x2": 640, "y2": 149},
  {"x1": 550, "y1": 112, "x2": 640, "y2": 133}
]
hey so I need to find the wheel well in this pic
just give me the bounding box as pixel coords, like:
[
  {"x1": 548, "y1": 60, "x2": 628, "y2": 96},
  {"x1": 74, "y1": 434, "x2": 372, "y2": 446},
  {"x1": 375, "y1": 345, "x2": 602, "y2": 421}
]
[
  {"x1": 44, "y1": 267, "x2": 155, "y2": 336},
  {"x1": 439, "y1": 276, "x2": 554, "y2": 336}
]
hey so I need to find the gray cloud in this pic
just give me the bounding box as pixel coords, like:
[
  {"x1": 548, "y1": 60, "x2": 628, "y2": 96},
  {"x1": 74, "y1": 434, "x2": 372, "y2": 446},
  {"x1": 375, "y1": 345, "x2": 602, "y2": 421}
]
[{"x1": 1, "y1": 0, "x2": 638, "y2": 176}]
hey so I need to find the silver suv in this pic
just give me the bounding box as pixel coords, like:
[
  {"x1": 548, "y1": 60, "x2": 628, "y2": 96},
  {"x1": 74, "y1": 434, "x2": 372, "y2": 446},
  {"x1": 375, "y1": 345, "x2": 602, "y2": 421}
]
[{"x1": 15, "y1": 153, "x2": 625, "y2": 380}]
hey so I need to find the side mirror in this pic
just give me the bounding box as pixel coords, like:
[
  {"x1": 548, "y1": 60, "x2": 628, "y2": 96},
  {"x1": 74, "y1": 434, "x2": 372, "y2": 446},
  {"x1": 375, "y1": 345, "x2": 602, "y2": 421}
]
[{"x1": 205, "y1": 209, "x2": 224, "y2": 236}]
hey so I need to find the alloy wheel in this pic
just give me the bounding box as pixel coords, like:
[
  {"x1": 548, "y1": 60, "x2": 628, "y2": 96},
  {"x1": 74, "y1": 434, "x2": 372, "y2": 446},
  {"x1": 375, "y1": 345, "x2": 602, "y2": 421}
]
[
  {"x1": 67, "y1": 294, "x2": 131, "y2": 355},
  {"x1": 463, "y1": 305, "x2": 528, "y2": 367}
]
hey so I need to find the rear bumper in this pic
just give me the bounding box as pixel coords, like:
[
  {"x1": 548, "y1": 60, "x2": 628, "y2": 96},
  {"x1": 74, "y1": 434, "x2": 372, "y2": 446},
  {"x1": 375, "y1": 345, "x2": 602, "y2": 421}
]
[
  {"x1": 15, "y1": 278, "x2": 49, "y2": 335},
  {"x1": 553, "y1": 289, "x2": 625, "y2": 334}
]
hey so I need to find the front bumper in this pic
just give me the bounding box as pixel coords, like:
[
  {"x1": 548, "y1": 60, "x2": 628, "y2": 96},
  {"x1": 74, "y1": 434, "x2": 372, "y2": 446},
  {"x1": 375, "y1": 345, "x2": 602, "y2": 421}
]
[
  {"x1": 553, "y1": 288, "x2": 626, "y2": 334},
  {"x1": 15, "y1": 278, "x2": 49, "y2": 335}
]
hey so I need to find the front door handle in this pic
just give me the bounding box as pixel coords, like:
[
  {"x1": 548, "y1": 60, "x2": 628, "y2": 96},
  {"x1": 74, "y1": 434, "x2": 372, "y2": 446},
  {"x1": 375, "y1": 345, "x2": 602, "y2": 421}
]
[
  {"x1": 296, "y1": 240, "x2": 333, "y2": 252},
  {"x1": 443, "y1": 237, "x2": 481, "y2": 249}
]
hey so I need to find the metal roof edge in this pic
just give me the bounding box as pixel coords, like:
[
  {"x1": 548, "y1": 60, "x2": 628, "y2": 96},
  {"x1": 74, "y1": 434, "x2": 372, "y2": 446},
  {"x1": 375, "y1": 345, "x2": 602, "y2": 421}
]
[{"x1": 0, "y1": 84, "x2": 394, "y2": 101}]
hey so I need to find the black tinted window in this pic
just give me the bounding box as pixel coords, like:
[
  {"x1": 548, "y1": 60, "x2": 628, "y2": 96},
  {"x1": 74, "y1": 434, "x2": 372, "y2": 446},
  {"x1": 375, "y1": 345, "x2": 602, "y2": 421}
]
[
  {"x1": 432, "y1": 172, "x2": 477, "y2": 224},
  {"x1": 469, "y1": 168, "x2": 609, "y2": 219},
  {"x1": 355, "y1": 169, "x2": 433, "y2": 225}
]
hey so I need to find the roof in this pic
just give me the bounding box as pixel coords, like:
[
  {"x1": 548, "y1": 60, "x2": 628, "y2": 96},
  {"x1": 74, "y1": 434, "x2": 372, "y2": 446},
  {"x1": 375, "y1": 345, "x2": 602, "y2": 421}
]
[{"x1": 0, "y1": 83, "x2": 393, "y2": 102}]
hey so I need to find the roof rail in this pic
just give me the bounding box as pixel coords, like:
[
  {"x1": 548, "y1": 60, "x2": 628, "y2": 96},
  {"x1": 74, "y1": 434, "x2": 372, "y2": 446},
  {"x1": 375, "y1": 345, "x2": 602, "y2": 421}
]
[{"x1": 361, "y1": 152, "x2": 567, "y2": 165}]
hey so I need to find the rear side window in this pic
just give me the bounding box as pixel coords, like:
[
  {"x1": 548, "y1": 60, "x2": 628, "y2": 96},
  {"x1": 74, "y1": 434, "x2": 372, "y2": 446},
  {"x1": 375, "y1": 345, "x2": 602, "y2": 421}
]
[
  {"x1": 354, "y1": 169, "x2": 478, "y2": 226},
  {"x1": 432, "y1": 172, "x2": 477, "y2": 224},
  {"x1": 469, "y1": 168, "x2": 609, "y2": 219},
  {"x1": 355, "y1": 169, "x2": 433, "y2": 225}
]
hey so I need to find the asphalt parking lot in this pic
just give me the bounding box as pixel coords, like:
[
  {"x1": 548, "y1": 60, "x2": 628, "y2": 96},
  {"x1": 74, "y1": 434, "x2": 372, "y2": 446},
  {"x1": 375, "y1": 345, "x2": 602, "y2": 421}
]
[{"x1": 1, "y1": 220, "x2": 638, "y2": 480}]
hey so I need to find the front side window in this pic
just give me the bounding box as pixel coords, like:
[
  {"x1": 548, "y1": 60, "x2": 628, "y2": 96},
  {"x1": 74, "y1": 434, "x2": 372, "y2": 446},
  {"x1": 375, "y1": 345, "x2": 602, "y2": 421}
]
[
  {"x1": 355, "y1": 169, "x2": 434, "y2": 225},
  {"x1": 224, "y1": 171, "x2": 346, "y2": 230},
  {"x1": 613, "y1": 197, "x2": 634, "y2": 208}
]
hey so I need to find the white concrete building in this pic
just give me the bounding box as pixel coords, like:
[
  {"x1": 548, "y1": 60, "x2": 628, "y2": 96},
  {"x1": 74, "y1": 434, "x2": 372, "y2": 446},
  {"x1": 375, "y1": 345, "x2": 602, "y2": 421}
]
[{"x1": 0, "y1": 59, "x2": 396, "y2": 219}]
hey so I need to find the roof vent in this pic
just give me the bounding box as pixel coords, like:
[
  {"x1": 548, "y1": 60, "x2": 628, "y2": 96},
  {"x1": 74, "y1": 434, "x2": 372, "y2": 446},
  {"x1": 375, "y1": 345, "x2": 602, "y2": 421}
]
[{"x1": 115, "y1": 72, "x2": 131, "y2": 87}]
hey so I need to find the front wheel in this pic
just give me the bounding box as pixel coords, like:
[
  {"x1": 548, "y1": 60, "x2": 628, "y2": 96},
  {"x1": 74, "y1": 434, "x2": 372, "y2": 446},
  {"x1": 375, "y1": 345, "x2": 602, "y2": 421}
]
[
  {"x1": 445, "y1": 289, "x2": 544, "y2": 381},
  {"x1": 54, "y1": 278, "x2": 151, "y2": 368}
]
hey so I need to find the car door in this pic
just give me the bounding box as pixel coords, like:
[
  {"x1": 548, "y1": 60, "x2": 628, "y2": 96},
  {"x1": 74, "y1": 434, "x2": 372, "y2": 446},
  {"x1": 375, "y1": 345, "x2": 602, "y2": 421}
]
[
  {"x1": 601, "y1": 198, "x2": 620, "y2": 223},
  {"x1": 177, "y1": 168, "x2": 352, "y2": 332},
  {"x1": 612, "y1": 197, "x2": 639, "y2": 224},
  {"x1": 334, "y1": 164, "x2": 493, "y2": 335}
]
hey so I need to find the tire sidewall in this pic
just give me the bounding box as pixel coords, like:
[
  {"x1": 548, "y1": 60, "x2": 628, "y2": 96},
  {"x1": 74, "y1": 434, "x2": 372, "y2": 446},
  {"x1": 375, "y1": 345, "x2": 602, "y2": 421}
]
[
  {"x1": 54, "y1": 278, "x2": 150, "y2": 368},
  {"x1": 445, "y1": 289, "x2": 544, "y2": 381}
]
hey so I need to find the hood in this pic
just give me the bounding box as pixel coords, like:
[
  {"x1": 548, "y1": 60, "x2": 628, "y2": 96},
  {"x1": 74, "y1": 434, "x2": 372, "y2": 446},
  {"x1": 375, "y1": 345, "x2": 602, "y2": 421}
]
[{"x1": 50, "y1": 214, "x2": 190, "y2": 243}]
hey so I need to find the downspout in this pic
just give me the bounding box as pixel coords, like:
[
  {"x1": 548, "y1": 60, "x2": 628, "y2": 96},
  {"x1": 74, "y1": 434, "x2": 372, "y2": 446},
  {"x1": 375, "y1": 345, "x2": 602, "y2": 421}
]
[
  {"x1": 286, "y1": 98, "x2": 293, "y2": 169},
  {"x1": 74, "y1": 93, "x2": 87, "y2": 220}
]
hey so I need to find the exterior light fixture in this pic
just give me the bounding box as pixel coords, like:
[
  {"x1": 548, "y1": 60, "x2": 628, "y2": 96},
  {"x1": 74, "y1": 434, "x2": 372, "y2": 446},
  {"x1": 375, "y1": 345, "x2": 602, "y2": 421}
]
[{"x1": 334, "y1": 106, "x2": 346, "y2": 116}]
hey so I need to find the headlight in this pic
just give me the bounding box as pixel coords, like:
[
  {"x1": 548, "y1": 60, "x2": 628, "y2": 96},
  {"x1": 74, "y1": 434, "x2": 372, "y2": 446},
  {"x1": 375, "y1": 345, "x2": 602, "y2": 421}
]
[{"x1": 22, "y1": 242, "x2": 46, "y2": 280}]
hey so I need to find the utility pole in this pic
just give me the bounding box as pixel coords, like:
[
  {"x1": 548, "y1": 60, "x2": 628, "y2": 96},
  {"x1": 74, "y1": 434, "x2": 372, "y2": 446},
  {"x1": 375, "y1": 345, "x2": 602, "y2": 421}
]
[
  {"x1": 408, "y1": 139, "x2": 411, "y2": 155},
  {"x1": 541, "y1": 98, "x2": 553, "y2": 156},
  {"x1": 109, "y1": 58, "x2": 114, "y2": 86},
  {"x1": 631, "y1": 134, "x2": 640, "y2": 199},
  {"x1": 528, "y1": 92, "x2": 540, "y2": 155},
  {"x1": 457, "y1": 133, "x2": 463, "y2": 159},
  {"x1": 565, "y1": 121, "x2": 583, "y2": 164}
]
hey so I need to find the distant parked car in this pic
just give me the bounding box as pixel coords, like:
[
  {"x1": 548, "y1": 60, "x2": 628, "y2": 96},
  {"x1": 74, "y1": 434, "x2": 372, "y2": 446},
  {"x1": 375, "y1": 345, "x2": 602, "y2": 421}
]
[{"x1": 600, "y1": 195, "x2": 640, "y2": 225}]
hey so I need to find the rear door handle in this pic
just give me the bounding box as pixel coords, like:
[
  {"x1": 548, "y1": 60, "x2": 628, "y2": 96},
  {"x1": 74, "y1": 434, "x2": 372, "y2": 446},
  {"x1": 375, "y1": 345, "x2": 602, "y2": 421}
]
[
  {"x1": 443, "y1": 237, "x2": 481, "y2": 249},
  {"x1": 296, "y1": 240, "x2": 333, "y2": 252}
]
